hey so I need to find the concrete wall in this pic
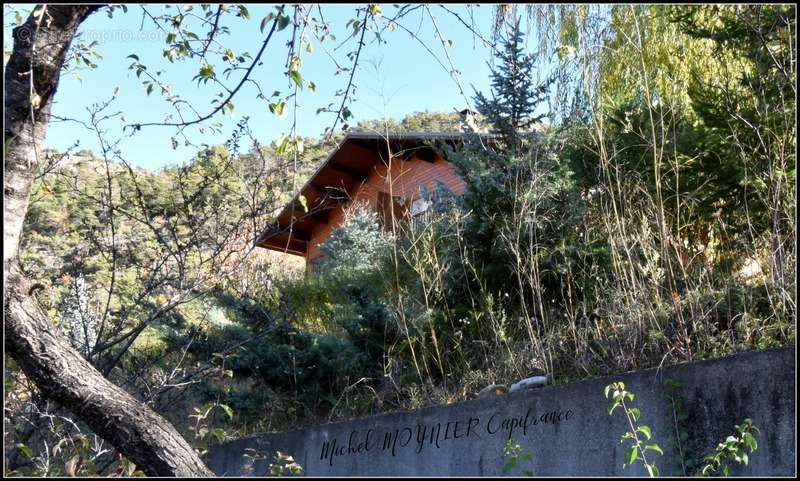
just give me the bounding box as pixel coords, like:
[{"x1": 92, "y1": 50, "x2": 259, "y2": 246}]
[{"x1": 206, "y1": 347, "x2": 795, "y2": 476}]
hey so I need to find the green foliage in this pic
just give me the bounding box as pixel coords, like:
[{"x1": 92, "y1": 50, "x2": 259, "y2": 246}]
[
  {"x1": 5, "y1": 428, "x2": 145, "y2": 477},
  {"x1": 606, "y1": 381, "x2": 761, "y2": 477},
  {"x1": 700, "y1": 419, "x2": 760, "y2": 477},
  {"x1": 240, "y1": 448, "x2": 304, "y2": 477},
  {"x1": 236, "y1": 330, "x2": 367, "y2": 392},
  {"x1": 473, "y1": 17, "x2": 554, "y2": 147},
  {"x1": 301, "y1": 204, "x2": 399, "y2": 370},
  {"x1": 188, "y1": 401, "x2": 234, "y2": 455},
  {"x1": 319, "y1": 203, "x2": 394, "y2": 281},
  {"x1": 269, "y1": 451, "x2": 304, "y2": 476},
  {"x1": 605, "y1": 381, "x2": 663, "y2": 477},
  {"x1": 353, "y1": 110, "x2": 463, "y2": 133},
  {"x1": 502, "y1": 438, "x2": 534, "y2": 476},
  {"x1": 449, "y1": 131, "x2": 588, "y2": 319},
  {"x1": 589, "y1": 5, "x2": 796, "y2": 279},
  {"x1": 10, "y1": 4, "x2": 794, "y2": 454}
]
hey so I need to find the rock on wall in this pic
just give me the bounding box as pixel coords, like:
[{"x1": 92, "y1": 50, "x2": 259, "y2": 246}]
[{"x1": 206, "y1": 347, "x2": 795, "y2": 476}]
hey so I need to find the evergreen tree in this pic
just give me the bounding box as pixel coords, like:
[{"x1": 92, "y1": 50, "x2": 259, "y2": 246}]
[
  {"x1": 319, "y1": 203, "x2": 394, "y2": 279},
  {"x1": 474, "y1": 17, "x2": 554, "y2": 148}
]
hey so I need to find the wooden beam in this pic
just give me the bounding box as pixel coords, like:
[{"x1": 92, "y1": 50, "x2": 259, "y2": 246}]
[
  {"x1": 311, "y1": 182, "x2": 351, "y2": 203},
  {"x1": 259, "y1": 224, "x2": 311, "y2": 242},
  {"x1": 352, "y1": 137, "x2": 408, "y2": 163},
  {"x1": 328, "y1": 162, "x2": 369, "y2": 182},
  {"x1": 415, "y1": 146, "x2": 439, "y2": 162},
  {"x1": 285, "y1": 228, "x2": 311, "y2": 242},
  {"x1": 264, "y1": 244, "x2": 306, "y2": 257},
  {"x1": 302, "y1": 205, "x2": 334, "y2": 225},
  {"x1": 298, "y1": 183, "x2": 329, "y2": 209},
  {"x1": 288, "y1": 189, "x2": 345, "y2": 226},
  {"x1": 257, "y1": 234, "x2": 308, "y2": 256}
]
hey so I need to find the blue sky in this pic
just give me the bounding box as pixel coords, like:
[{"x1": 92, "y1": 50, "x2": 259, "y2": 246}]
[{"x1": 4, "y1": 4, "x2": 548, "y2": 170}]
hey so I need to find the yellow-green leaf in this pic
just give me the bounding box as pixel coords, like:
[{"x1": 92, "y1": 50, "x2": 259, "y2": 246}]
[
  {"x1": 15, "y1": 443, "x2": 33, "y2": 460},
  {"x1": 289, "y1": 70, "x2": 303, "y2": 89},
  {"x1": 219, "y1": 403, "x2": 234, "y2": 419},
  {"x1": 645, "y1": 443, "x2": 663, "y2": 455},
  {"x1": 269, "y1": 100, "x2": 286, "y2": 118},
  {"x1": 626, "y1": 446, "x2": 638, "y2": 466}
]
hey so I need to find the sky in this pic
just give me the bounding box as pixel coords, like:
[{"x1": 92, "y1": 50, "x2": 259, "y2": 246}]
[{"x1": 4, "y1": 4, "x2": 549, "y2": 171}]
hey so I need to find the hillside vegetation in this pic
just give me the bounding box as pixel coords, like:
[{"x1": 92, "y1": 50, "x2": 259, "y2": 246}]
[{"x1": 4, "y1": 5, "x2": 794, "y2": 477}]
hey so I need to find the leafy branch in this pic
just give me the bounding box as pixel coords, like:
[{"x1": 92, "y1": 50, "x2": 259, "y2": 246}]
[
  {"x1": 605, "y1": 381, "x2": 663, "y2": 477},
  {"x1": 502, "y1": 437, "x2": 534, "y2": 476},
  {"x1": 699, "y1": 419, "x2": 760, "y2": 477},
  {"x1": 128, "y1": 14, "x2": 281, "y2": 131},
  {"x1": 324, "y1": 5, "x2": 370, "y2": 139}
]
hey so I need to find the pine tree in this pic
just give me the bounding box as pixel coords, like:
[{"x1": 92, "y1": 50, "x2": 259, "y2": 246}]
[
  {"x1": 474, "y1": 17, "x2": 554, "y2": 148},
  {"x1": 319, "y1": 203, "x2": 394, "y2": 279}
]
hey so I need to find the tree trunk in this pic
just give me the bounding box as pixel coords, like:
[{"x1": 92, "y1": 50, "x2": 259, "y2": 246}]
[{"x1": 4, "y1": 5, "x2": 213, "y2": 477}]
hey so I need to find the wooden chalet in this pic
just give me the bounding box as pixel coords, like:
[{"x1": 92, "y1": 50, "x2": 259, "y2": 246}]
[{"x1": 255, "y1": 131, "x2": 471, "y2": 266}]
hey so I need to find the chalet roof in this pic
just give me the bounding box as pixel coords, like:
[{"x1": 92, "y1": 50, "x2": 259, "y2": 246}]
[{"x1": 255, "y1": 131, "x2": 480, "y2": 256}]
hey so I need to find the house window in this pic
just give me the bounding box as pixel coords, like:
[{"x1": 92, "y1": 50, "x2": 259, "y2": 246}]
[{"x1": 377, "y1": 191, "x2": 410, "y2": 230}]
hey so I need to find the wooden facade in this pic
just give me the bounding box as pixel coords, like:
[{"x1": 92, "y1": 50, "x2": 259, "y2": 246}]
[{"x1": 256, "y1": 132, "x2": 468, "y2": 265}]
